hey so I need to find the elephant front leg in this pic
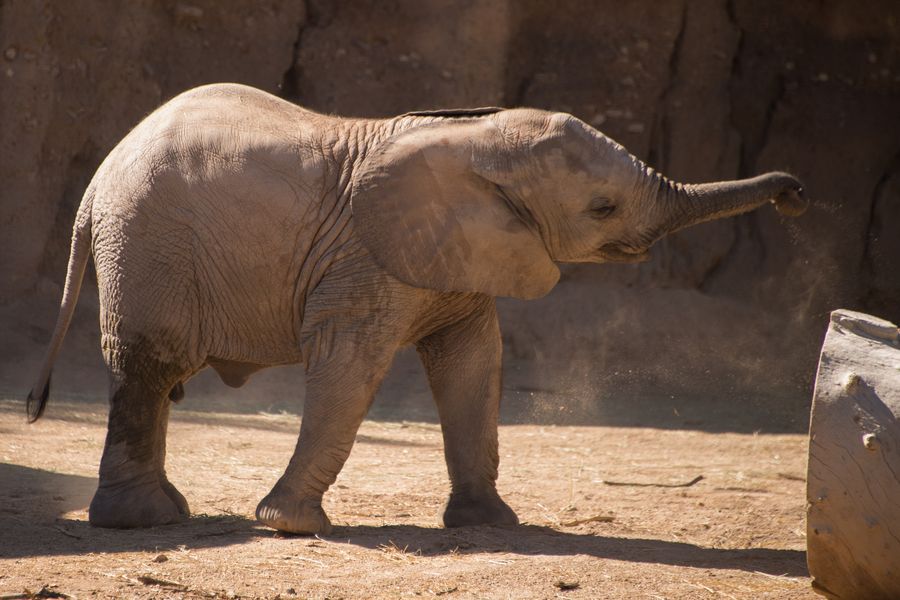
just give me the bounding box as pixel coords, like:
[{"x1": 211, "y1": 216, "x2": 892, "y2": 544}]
[
  {"x1": 255, "y1": 334, "x2": 396, "y2": 535},
  {"x1": 416, "y1": 298, "x2": 518, "y2": 528}
]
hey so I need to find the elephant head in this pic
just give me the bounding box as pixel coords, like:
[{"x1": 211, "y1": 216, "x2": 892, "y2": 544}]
[{"x1": 351, "y1": 110, "x2": 807, "y2": 299}]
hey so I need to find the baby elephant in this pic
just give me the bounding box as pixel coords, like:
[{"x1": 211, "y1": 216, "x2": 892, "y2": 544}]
[{"x1": 28, "y1": 83, "x2": 807, "y2": 534}]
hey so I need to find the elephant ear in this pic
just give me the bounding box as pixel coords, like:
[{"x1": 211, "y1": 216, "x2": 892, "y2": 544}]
[{"x1": 351, "y1": 119, "x2": 559, "y2": 300}]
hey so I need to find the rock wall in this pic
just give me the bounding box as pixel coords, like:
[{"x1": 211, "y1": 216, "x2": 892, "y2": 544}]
[{"x1": 1, "y1": 0, "x2": 898, "y2": 423}]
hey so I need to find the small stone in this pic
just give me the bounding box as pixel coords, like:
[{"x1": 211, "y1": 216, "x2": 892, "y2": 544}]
[
  {"x1": 816, "y1": 72, "x2": 829, "y2": 82},
  {"x1": 862, "y1": 433, "x2": 879, "y2": 451},
  {"x1": 4, "y1": 46, "x2": 17, "y2": 61},
  {"x1": 152, "y1": 553, "x2": 168, "y2": 562},
  {"x1": 841, "y1": 372, "x2": 860, "y2": 393},
  {"x1": 556, "y1": 580, "x2": 580, "y2": 591},
  {"x1": 440, "y1": 69, "x2": 453, "y2": 80},
  {"x1": 5, "y1": 67, "x2": 13, "y2": 78}
]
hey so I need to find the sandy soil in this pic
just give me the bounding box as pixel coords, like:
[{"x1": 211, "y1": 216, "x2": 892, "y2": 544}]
[{"x1": 0, "y1": 398, "x2": 816, "y2": 599}]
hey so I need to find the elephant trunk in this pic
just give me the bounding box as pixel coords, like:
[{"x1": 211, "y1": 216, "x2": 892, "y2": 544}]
[{"x1": 658, "y1": 171, "x2": 807, "y2": 235}]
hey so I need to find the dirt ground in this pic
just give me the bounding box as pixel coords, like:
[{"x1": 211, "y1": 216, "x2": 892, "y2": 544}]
[{"x1": 0, "y1": 396, "x2": 816, "y2": 599}]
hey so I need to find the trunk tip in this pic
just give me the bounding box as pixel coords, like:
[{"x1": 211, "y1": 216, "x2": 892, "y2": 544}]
[{"x1": 773, "y1": 183, "x2": 808, "y2": 217}]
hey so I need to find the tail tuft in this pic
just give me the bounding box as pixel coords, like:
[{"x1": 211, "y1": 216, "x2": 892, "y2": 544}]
[{"x1": 26, "y1": 372, "x2": 52, "y2": 423}]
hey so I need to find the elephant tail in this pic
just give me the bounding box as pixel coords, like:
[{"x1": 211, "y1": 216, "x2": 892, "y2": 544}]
[{"x1": 27, "y1": 189, "x2": 94, "y2": 423}]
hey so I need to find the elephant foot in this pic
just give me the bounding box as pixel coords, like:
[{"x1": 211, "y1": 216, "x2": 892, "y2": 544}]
[
  {"x1": 442, "y1": 489, "x2": 519, "y2": 528},
  {"x1": 256, "y1": 492, "x2": 333, "y2": 535},
  {"x1": 89, "y1": 479, "x2": 185, "y2": 528}
]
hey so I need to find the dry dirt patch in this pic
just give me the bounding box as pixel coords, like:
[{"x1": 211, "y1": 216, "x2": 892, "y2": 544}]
[{"x1": 0, "y1": 399, "x2": 814, "y2": 599}]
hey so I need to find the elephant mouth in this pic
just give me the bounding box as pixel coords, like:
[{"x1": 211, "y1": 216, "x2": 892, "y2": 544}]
[{"x1": 596, "y1": 243, "x2": 650, "y2": 264}]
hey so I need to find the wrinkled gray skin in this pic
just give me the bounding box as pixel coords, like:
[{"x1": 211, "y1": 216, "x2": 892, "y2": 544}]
[{"x1": 27, "y1": 83, "x2": 807, "y2": 534}]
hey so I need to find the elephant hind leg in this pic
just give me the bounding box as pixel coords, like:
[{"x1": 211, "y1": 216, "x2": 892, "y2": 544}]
[{"x1": 89, "y1": 348, "x2": 191, "y2": 528}]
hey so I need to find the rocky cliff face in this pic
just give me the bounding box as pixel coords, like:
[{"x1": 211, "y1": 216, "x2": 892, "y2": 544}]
[{"x1": 1, "y1": 1, "x2": 898, "y2": 423}]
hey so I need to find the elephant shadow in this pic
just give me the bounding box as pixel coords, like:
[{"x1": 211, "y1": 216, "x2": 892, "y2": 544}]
[
  {"x1": 0, "y1": 463, "x2": 806, "y2": 578},
  {"x1": 327, "y1": 523, "x2": 809, "y2": 577},
  {"x1": 0, "y1": 462, "x2": 97, "y2": 522},
  {"x1": 0, "y1": 463, "x2": 265, "y2": 559}
]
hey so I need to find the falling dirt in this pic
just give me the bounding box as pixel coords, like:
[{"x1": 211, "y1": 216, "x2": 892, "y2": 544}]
[{"x1": 0, "y1": 398, "x2": 815, "y2": 599}]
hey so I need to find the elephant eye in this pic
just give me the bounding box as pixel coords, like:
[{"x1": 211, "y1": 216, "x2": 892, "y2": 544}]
[{"x1": 588, "y1": 198, "x2": 616, "y2": 219}]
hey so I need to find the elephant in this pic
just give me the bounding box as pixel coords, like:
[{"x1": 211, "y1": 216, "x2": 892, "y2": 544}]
[{"x1": 27, "y1": 83, "x2": 808, "y2": 534}]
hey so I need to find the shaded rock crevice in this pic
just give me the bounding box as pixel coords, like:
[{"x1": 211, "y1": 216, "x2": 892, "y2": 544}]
[
  {"x1": 278, "y1": 1, "x2": 308, "y2": 102},
  {"x1": 37, "y1": 137, "x2": 100, "y2": 283},
  {"x1": 862, "y1": 152, "x2": 900, "y2": 324},
  {"x1": 646, "y1": 0, "x2": 687, "y2": 173}
]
